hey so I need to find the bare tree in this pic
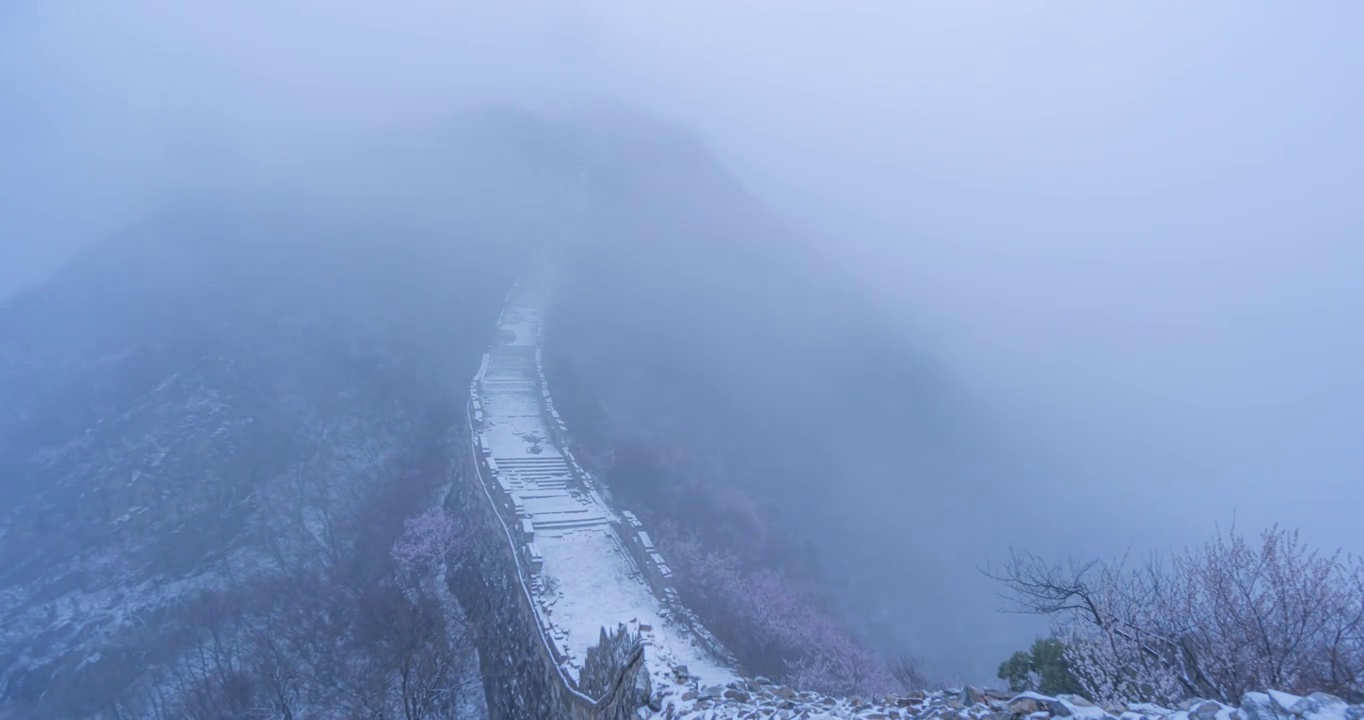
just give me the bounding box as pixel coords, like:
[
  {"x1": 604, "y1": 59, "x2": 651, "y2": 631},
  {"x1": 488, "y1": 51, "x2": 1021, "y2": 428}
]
[
  {"x1": 889, "y1": 653, "x2": 928, "y2": 692},
  {"x1": 988, "y1": 526, "x2": 1364, "y2": 704}
]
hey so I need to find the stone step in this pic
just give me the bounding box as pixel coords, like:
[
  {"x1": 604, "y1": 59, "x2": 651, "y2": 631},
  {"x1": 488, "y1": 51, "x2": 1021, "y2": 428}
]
[
  {"x1": 509, "y1": 486, "x2": 570, "y2": 495},
  {"x1": 533, "y1": 515, "x2": 611, "y2": 530},
  {"x1": 503, "y1": 476, "x2": 568, "y2": 486},
  {"x1": 511, "y1": 495, "x2": 561, "y2": 504},
  {"x1": 496, "y1": 463, "x2": 570, "y2": 474}
]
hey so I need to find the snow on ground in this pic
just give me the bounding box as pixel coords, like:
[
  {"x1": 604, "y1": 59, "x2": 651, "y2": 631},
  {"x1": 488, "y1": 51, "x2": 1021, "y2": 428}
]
[{"x1": 471, "y1": 278, "x2": 734, "y2": 691}]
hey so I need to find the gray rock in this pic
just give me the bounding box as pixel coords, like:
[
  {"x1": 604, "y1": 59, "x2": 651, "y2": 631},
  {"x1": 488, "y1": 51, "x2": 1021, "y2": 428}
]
[
  {"x1": 1344, "y1": 706, "x2": 1363, "y2": 720},
  {"x1": 1010, "y1": 696, "x2": 1046, "y2": 715},
  {"x1": 962, "y1": 687, "x2": 987, "y2": 706},
  {"x1": 1270, "y1": 692, "x2": 1305, "y2": 716},
  {"x1": 1193, "y1": 701, "x2": 1225, "y2": 720},
  {"x1": 1290, "y1": 693, "x2": 1346, "y2": 719},
  {"x1": 1047, "y1": 699, "x2": 1075, "y2": 717},
  {"x1": 1243, "y1": 692, "x2": 1289, "y2": 720},
  {"x1": 1061, "y1": 695, "x2": 1097, "y2": 708},
  {"x1": 723, "y1": 688, "x2": 751, "y2": 703}
]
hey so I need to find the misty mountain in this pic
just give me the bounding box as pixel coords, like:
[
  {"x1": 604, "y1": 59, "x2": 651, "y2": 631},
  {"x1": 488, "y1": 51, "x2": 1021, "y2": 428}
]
[
  {"x1": 538, "y1": 109, "x2": 1032, "y2": 677},
  {"x1": 0, "y1": 105, "x2": 590, "y2": 714},
  {"x1": 0, "y1": 105, "x2": 1027, "y2": 714},
  {"x1": 0, "y1": 201, "x2": 512, "y2": 713}
]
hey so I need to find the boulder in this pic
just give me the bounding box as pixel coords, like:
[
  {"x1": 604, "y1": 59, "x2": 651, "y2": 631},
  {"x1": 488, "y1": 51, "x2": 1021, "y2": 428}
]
[
  {"x1": 1048, "y1": 699, "x2": 1075, "y2": 717},
  {"x1": 1131, "y1": 703, "x2": 1177, "y2": 718},
  {"x1": 1243, "y1": 692, "x2": 1291, "y2": 720},
  {"x1": 722, "y1": 688, "x2": 751, "y2": 703},
  {"x1": 1270, "y1": 692, "x2": 1305, "y2": 716},
  {"x1": 1192, "y1": 702, "x2": 1225, "y2": 720},
  {"x1": 1050, "y1": 696, "x2": 1117, "y2": 719},
  {"x1": 1288, "y1": 693, "x2": 1347, "y2": 720},
  {"x1": 1010, "y1": 694, "x2": 1052, "y2": 715}
]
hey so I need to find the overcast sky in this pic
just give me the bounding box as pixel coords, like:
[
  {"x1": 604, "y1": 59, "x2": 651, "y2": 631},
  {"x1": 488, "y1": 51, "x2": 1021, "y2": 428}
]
[{"x1": 3, "y1": 0, "x2": 1362, "y2": 673}]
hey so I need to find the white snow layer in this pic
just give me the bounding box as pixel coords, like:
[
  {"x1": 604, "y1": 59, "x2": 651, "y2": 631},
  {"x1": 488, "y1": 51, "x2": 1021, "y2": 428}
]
[{"x1": 470, "y1": 280, "x2": 733, "y2": 694}]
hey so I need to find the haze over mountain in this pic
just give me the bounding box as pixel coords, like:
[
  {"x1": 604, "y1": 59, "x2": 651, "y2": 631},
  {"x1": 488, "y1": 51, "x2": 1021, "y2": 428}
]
[{"x1": 2, "y1": 1, "x2": 1362, "y2": 710}]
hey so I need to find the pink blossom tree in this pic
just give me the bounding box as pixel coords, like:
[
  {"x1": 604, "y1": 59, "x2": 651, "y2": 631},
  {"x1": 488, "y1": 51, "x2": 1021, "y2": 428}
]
[{"x1": 662, "y1": 527, "x2": 897, "y2": 697}]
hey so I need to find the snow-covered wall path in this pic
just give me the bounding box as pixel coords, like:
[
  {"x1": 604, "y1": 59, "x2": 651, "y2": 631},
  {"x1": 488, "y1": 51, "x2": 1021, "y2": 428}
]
[{"x1": 466, "y1": 272, "x2": 740, "y2": 716}]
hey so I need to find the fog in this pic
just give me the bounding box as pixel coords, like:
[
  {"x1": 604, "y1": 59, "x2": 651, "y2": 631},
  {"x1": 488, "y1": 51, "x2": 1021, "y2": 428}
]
[{"x1": 3, "y1": 0, "x2": 1362, "y2": 684}]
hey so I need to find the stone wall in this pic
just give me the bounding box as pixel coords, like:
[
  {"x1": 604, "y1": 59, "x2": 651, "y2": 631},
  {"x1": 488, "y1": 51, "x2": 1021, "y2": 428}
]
[{"x1": 447, "y1": 417, "x2": 652, "y2": 720}]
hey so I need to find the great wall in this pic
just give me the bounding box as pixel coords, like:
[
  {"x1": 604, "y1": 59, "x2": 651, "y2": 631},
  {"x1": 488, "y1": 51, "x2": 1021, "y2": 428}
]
[
  {"x1": 452, "y1": 271, "x2": 1364, "y2": 720},
  {"x1": 455, "y1": 271, "x2": 935, "y2": 718}
]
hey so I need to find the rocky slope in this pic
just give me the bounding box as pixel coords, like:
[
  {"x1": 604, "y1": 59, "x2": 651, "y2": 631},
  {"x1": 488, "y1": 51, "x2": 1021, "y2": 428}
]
[
  {"x1": 651, "y1": 681, "x2": 1364, "y2": 720},
  {"x1": 0, "y1": 105, "x2": 579, "y2": 713}
]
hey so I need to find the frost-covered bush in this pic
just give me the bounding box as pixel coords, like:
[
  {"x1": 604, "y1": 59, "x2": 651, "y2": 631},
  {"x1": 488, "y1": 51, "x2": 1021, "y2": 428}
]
[
  {"x1": 391, "y1": 507, "x2": 463, "y2": 596},
  {"x1": 992, "y1": 526, "x2": 1364, "y2": 704}
]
